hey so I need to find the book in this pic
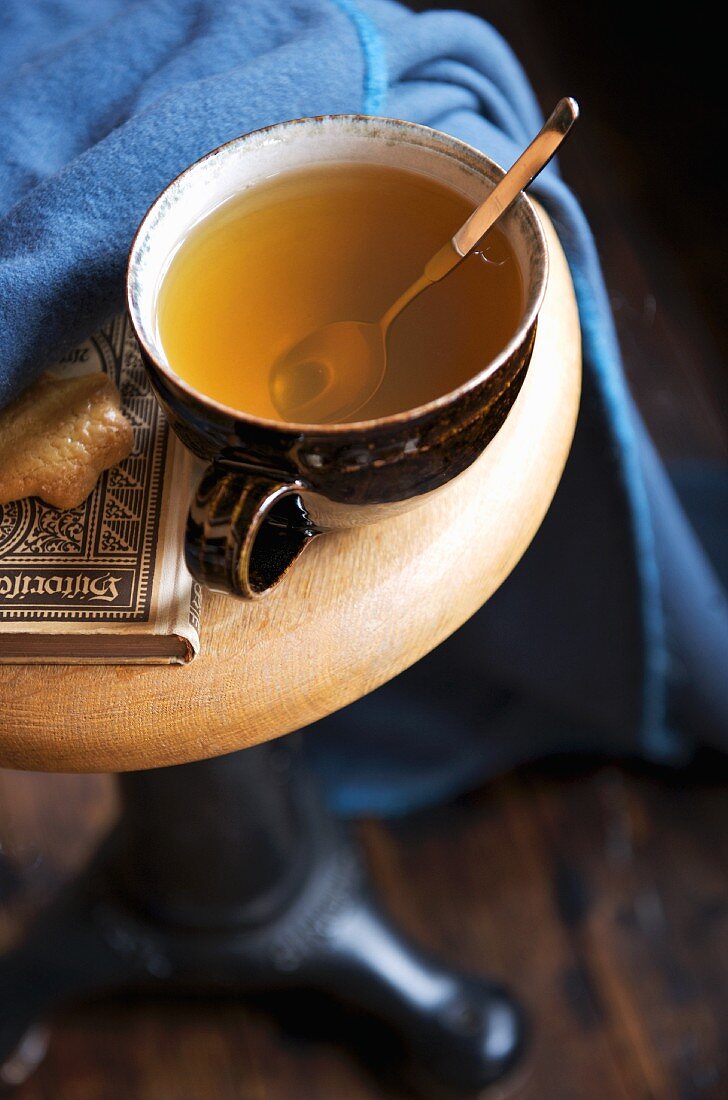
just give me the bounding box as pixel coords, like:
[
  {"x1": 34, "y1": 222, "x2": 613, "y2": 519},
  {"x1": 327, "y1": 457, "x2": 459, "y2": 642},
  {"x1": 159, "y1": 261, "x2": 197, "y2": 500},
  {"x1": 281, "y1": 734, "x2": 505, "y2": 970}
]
[{"x1": 0, "y1": 315, "x2": 202, "y2": 664}]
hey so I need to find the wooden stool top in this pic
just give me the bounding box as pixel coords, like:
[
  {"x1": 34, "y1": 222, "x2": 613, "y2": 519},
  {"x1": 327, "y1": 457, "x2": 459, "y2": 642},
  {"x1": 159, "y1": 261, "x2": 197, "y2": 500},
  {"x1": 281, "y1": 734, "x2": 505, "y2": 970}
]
[{"x1": 0, "y1": 211, "x2": 580, "y2": 773}]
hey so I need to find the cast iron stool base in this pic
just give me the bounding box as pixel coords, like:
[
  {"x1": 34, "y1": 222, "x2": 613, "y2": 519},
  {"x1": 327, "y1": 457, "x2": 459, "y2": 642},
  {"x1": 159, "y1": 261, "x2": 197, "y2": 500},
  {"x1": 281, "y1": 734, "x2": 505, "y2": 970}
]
[{"x1": 0, "y1": 736, "x2": 524, "y2": 1097}]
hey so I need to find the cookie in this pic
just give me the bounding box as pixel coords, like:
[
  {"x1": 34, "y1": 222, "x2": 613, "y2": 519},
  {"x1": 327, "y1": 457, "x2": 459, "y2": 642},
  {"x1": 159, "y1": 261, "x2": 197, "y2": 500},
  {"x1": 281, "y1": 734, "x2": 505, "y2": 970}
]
[{"x1": 0, "y1": 372, "x2": 133, "y2": 509}]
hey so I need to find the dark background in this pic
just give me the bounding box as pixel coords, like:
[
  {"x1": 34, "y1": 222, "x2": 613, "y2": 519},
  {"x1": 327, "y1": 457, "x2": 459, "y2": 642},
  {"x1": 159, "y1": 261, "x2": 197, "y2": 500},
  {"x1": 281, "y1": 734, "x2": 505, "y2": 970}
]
[{"x1": 1, "y1": 3, "x2": 726, "y2": 1098}]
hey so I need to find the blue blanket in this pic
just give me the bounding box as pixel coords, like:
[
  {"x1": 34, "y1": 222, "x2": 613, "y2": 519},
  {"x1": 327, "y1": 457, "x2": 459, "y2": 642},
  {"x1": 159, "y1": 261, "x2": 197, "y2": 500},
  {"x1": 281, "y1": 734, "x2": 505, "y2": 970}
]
[{"x1": 1, "y1": 0, "x2": 726, "y2": 810}]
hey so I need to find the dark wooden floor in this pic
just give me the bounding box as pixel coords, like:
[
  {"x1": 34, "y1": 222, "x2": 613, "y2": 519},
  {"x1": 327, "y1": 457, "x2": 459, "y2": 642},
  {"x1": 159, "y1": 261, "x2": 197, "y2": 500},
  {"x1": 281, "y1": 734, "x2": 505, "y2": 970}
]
[
  {"x1": 1, "y1": 1, "x2": 726, "y2": 1098},
  {"x1": 2, "y1": 757, "x2": 728, "y2": 1099}
]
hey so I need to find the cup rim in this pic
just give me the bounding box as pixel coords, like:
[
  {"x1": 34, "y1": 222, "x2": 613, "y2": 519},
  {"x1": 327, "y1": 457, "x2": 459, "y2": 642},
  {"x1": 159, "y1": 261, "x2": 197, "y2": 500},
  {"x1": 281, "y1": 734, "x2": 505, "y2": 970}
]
[{"x1": 126, "y1": 113, "x2": 548, "y2": 434}]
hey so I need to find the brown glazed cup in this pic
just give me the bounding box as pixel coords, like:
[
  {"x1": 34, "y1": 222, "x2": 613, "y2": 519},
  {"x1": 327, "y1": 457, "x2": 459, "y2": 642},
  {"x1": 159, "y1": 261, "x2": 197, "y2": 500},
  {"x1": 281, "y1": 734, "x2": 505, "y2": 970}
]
[{"x1": 127, "y1": 115, "x2": 547, "y2": 599}]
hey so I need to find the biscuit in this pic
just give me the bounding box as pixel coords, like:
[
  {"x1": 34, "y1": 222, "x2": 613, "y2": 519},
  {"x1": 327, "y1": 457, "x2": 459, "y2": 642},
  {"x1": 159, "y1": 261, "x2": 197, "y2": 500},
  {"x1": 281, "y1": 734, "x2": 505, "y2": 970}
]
[{"x1": 0, "y1": 372, "x2": 133, "y2": 509}]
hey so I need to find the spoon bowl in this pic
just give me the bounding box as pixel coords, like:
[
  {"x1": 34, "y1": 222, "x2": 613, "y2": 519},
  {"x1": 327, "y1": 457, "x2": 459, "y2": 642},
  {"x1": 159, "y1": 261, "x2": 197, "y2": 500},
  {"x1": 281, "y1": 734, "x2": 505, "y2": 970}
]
[{"x1": 270, "y1": 319, "x2": 385, "y2": 423}]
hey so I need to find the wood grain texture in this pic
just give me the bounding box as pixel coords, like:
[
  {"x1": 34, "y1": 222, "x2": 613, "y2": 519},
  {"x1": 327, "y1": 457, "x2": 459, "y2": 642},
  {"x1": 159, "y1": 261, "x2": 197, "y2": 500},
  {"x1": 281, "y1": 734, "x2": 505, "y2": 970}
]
[{"x1": 0, "y1": 210, "x2": 581, "y2": 773}]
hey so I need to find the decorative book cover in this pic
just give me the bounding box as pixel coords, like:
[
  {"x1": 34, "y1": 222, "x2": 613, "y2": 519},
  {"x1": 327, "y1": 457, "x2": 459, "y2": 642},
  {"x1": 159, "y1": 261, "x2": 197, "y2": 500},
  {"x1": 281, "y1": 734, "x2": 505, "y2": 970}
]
[{"x1": 0, "y1": 315, "x2": 202, "y2": 663}]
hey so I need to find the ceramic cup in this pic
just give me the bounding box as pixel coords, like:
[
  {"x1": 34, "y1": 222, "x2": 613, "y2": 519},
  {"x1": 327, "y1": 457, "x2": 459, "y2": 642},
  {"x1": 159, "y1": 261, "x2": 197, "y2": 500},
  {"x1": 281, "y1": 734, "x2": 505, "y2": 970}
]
[{"x1": 127, "y1": 115, "x2": 548, "y2": 599}]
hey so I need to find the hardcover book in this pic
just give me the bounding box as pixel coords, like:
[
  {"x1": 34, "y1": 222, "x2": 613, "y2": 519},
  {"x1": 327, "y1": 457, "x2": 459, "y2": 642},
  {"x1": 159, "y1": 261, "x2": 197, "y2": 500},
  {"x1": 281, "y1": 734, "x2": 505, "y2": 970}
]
[{"x1": 0, "y1": 315, "x2": 202, "y2": 663}]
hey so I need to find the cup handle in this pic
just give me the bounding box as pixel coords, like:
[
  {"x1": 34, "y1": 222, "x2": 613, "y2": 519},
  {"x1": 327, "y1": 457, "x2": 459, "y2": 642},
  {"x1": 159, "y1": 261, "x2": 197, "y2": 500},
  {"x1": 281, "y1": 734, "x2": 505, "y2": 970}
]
[{"x1": 185, "y1": 464, "x2": 320, "y2": 599}]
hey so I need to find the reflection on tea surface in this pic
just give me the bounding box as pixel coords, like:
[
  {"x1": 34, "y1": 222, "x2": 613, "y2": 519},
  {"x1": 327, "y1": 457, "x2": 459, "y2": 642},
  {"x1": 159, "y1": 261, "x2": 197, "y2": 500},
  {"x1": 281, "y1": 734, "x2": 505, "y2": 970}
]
[{"x1": 157, "y1": 162, "x2": 523, "y2": 424}]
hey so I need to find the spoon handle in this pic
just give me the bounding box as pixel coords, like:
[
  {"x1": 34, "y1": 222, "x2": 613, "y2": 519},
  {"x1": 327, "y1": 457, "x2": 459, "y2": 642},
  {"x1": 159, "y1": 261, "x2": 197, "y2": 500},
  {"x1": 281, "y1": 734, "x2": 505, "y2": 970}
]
[
  {"x1": 424, "y1": 97, "x2": 579, "y2": 284},
  {"x1": 380, "y1": 98, "x2": 578, "y2": 333},
  {"x1": 454, "y1": 97, "x2": 578, "y2": 256}
]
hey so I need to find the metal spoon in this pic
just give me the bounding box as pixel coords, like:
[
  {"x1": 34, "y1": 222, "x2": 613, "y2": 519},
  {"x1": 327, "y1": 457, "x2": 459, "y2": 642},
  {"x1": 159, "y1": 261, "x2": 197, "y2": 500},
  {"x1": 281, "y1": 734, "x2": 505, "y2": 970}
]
[{"x1": 269, "y1": 97, "x2": 579, "y2": 424}]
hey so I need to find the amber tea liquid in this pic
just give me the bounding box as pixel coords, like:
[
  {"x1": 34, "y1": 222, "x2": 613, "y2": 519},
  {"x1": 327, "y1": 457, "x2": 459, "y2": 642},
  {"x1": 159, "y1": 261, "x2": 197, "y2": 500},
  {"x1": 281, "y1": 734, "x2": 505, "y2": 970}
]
[{"x1": 157, "y1": 162, "x2": 524, "y2": 424}]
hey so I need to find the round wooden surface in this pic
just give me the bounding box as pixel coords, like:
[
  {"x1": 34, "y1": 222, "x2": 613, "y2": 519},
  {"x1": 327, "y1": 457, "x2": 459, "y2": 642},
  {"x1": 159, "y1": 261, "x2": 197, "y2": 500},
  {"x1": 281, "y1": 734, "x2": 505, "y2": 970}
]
[{"x1": 0, "y1": 211, "x2": 581, "y2": 773}]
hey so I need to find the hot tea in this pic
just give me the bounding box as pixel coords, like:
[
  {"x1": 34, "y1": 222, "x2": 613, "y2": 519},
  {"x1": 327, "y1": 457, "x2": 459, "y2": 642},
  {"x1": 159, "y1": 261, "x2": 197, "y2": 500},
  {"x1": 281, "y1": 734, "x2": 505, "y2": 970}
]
[{"x1": 156, "y1": 161, "x2": 523, "y2": 424}]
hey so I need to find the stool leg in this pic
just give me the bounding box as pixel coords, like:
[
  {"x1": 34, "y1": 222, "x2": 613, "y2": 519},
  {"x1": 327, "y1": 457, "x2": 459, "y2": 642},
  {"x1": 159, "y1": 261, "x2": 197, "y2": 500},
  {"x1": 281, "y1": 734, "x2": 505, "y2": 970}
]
[{"x1": 1, "y1": 738, "x2": 524, "y2": 1097}]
